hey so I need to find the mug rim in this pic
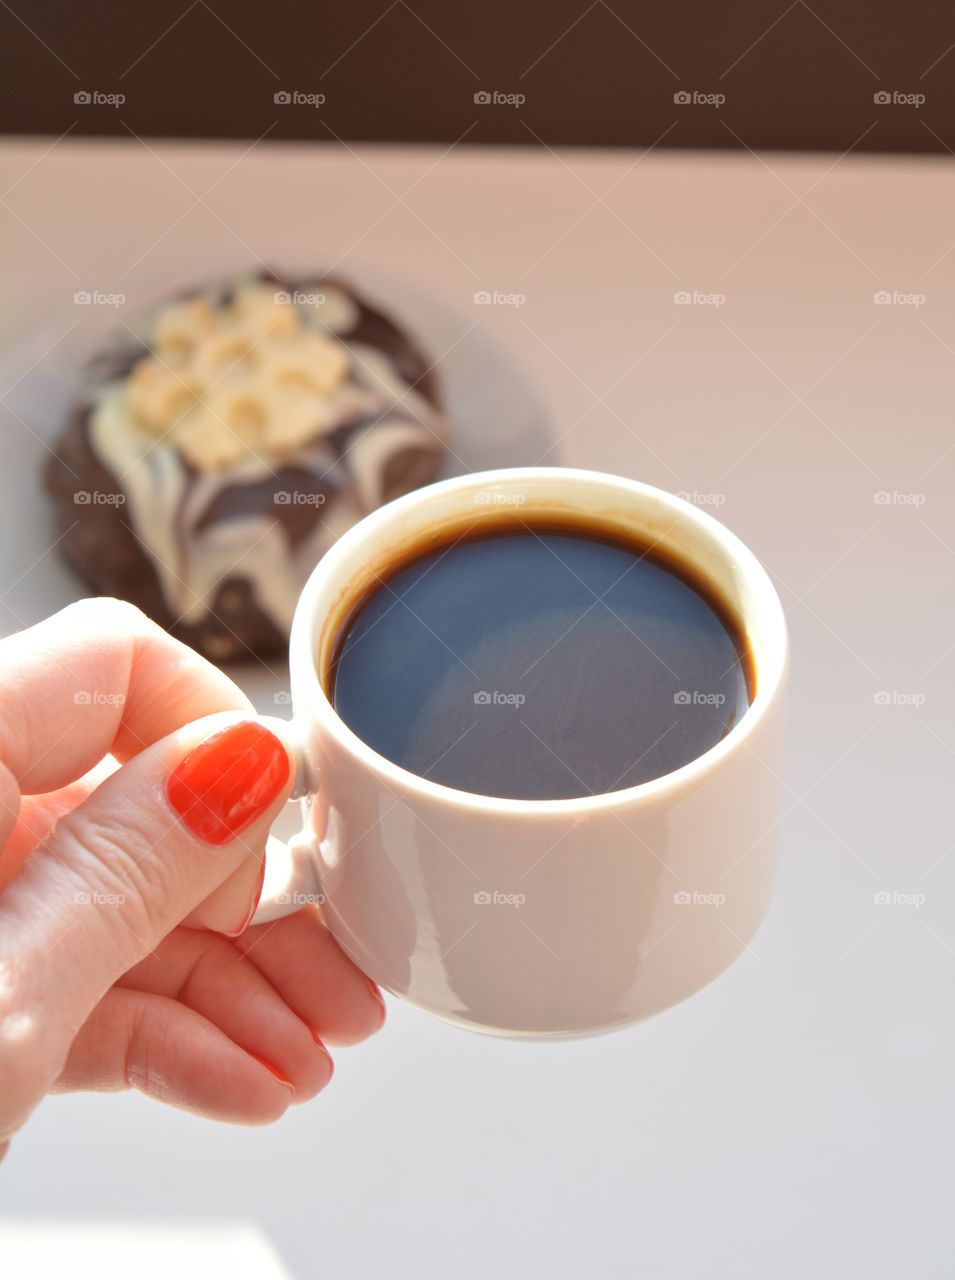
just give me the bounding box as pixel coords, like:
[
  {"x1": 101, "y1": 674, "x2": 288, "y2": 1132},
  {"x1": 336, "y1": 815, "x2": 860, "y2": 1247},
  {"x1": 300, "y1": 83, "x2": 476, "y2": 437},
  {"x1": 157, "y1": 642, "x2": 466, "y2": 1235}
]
[{"x1": 289, "y1": 467, "x2": 788, "y2": 815}]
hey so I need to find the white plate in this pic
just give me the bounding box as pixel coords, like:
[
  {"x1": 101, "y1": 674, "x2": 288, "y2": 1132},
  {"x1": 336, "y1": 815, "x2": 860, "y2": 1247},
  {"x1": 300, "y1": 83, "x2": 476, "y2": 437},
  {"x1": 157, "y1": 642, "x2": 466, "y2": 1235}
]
[{"x1": 0, "y1": 262, "x2": 556, "y2": 714}]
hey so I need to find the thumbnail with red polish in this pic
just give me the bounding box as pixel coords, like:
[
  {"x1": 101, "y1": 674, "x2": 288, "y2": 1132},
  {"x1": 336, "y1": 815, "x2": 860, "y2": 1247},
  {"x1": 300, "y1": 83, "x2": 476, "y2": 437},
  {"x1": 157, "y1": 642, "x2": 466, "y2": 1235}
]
[{"x1": 167, "y1": 722, "x2": 289, "y2": 845}]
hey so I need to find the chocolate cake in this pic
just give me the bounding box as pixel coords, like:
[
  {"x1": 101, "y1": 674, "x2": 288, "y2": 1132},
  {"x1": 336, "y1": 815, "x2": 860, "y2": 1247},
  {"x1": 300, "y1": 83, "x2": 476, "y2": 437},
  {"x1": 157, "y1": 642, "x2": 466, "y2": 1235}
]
[{"x1": 45, "y1": 271, "x2": 449, "y2": 662}]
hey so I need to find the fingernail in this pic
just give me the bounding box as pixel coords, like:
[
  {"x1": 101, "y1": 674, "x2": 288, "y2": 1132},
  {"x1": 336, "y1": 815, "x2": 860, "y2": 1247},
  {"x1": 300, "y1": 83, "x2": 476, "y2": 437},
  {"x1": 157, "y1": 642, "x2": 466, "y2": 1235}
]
[
  {"x1": 220, "y1": 859, "x2": 267, "y2": 938},
  {"x1": 309, "y1": 1033, "x2": 335, "y2": 1081},
  {"x1": 365, "y1": 976, "x2": 386, "y2": 1022},
  {"x1": 248, "y1": 1054, "x2": 295, "y2": 1091},
  {"x1": 167, "y1": 722, "x2": 290, "y2": 846}
]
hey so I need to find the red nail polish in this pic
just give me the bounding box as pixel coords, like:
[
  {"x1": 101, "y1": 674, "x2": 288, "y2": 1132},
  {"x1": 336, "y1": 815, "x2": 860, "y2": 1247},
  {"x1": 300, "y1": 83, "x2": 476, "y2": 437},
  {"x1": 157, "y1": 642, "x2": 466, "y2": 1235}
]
[
  {"x1": 167, "y1": 722, "x2": 290, "y2": 846},
  {"x1": 365, "y1": 976, "x2": 386, "y2": 1021},
  {"x1": 309, "y1": 1034, "x2": 334, "y2": 1081},
  {"x1": 248, "y1": 1053, "x2": 295, "y2": 1090},
  {"x1": 220, "y1": 859, "x2": 267, "y2": 938}
]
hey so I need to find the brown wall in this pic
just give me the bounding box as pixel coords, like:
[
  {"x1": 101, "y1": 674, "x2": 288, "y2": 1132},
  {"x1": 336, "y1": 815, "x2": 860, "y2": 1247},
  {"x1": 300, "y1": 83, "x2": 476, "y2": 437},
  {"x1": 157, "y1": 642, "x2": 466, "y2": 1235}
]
[{"x1": 2, "y1": 0, "x2": 954, "y2": 151}]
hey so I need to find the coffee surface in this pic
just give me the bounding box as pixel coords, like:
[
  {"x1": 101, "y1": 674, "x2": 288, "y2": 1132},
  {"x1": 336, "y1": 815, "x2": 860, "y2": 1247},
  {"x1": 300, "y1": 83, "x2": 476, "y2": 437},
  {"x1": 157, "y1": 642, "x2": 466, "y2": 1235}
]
[{"x1": 330, "y1": 525, "x2": 752, "y2": 800}]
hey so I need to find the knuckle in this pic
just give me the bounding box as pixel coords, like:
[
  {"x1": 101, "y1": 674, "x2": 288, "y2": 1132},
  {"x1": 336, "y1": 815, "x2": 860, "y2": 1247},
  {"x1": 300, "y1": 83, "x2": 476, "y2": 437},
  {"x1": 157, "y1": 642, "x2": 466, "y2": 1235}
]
[
  {"x1": 124, "y1": 1000, "x2": 172, "y2": 1101},
  {"x1": 180, "y1": 936, "x2": 241, "y2": 1002},
  {"x1": 50, "y1": 801, "x2": 177, "y2": 944}
]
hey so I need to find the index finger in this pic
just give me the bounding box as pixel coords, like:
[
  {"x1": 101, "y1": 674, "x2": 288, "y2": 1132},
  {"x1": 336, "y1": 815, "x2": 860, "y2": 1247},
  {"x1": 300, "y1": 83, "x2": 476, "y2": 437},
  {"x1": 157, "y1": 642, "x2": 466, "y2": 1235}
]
[{"x1": 0, "y1": 597, "x2": 253, "y2": 796}]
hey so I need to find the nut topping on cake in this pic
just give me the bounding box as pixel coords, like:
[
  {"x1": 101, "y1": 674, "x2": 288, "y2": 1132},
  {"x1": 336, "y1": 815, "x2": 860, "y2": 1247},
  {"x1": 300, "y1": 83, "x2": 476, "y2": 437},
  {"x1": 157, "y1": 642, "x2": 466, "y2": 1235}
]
[{"x1": 125, "y1": 284, "x2": 352, "y2": 469}]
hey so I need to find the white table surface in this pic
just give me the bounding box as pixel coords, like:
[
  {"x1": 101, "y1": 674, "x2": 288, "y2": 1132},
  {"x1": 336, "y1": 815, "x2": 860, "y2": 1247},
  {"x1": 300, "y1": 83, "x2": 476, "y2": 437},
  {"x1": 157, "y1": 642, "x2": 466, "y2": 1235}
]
[
  {"x1": 0, "y1": 138, "x2": 953, "y2": 1279},
  {"x1": 0, "y1": 1222, "x2": 292, "y2": 1279}
]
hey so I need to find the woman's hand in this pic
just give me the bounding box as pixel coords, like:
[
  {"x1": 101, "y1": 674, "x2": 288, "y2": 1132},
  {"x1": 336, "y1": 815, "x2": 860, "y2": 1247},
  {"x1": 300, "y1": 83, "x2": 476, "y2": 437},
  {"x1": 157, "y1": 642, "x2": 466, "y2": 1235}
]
[{"x1": 0, "y1": 599, "x2": 384, "y2": 1162}]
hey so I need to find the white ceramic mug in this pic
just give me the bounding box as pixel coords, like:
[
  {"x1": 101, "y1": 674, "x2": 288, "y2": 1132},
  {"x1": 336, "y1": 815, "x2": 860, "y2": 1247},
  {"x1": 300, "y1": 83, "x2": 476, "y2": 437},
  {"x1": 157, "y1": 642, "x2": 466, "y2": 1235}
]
[{"x1": 252, "y1": 467, "x2": 788, "y2": 1038}]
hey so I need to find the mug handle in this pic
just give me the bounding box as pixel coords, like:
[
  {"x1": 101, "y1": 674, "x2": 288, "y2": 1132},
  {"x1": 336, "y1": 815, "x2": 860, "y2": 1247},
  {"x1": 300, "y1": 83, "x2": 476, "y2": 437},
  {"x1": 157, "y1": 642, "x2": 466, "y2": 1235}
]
[{"x1": 249, "y1": 719, "x2": 325, "y2": 925}]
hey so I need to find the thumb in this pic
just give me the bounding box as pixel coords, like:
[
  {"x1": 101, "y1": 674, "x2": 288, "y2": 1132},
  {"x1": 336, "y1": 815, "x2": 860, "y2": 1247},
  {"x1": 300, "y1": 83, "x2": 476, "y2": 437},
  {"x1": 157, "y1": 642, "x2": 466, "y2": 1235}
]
[{"x1": 0, "y1": 712, "x2": 294, "y2": 1140}]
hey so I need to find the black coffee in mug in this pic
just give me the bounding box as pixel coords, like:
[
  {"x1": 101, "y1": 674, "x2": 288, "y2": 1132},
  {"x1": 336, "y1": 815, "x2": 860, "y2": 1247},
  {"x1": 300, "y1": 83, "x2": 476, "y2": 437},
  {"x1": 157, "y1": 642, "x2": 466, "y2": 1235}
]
[{"x1": 329, "y1": 519, "x2": 753, "y2": 800}]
